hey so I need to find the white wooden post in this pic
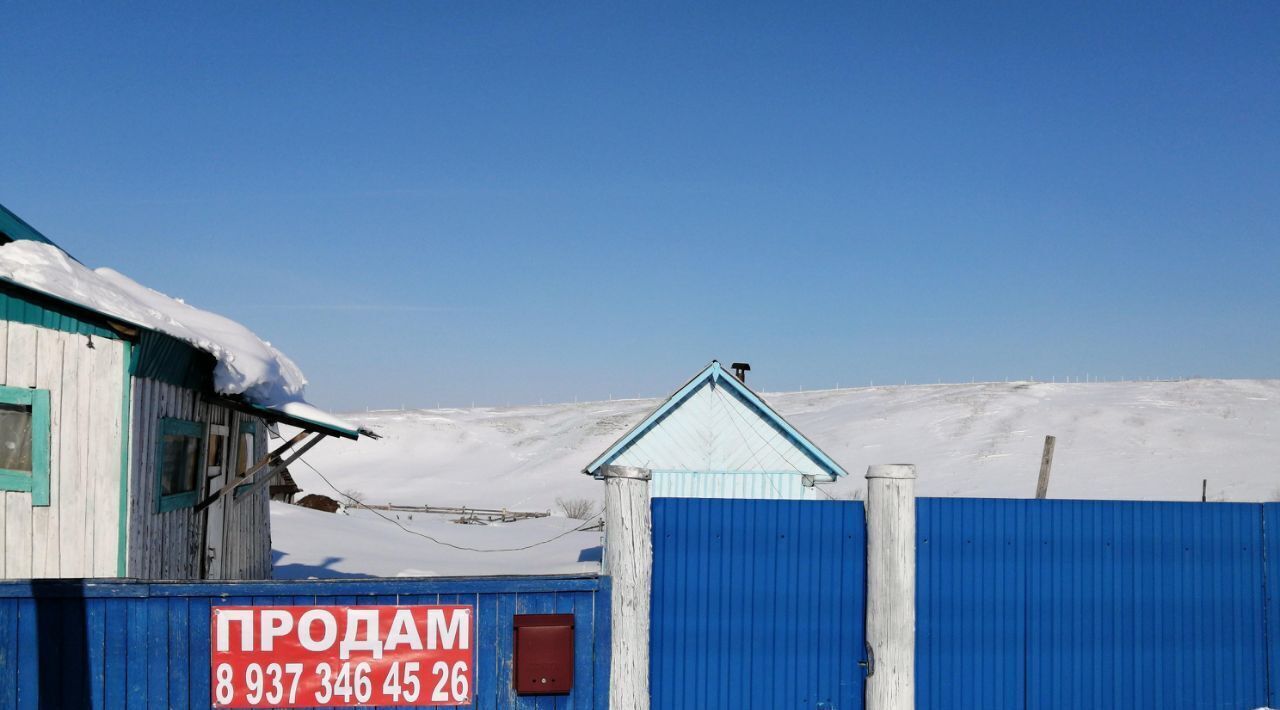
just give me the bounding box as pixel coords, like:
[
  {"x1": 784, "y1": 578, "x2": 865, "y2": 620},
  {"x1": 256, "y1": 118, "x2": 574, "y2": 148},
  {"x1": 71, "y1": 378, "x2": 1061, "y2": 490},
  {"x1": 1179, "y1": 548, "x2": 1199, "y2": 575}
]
[
  {"x1": 864, "y1": 463, "x2": 917, "y2": 710},
  {"x1": 602, "y1": 465, "x2": 651, "y2": 710}
]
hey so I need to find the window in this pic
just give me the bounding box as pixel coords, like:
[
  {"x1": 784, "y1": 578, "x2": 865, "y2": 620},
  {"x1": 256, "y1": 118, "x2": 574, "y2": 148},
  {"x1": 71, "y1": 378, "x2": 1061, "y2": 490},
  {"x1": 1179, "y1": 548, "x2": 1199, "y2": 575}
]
[
  {"x1": 233, "y1": 420, "x2": 258, "y2": 498},
  {"x1": 236, "y1": 422, "x2": 256, "y2": 476},
  {"x1": 156, "y1": 418, "x2": 204, "y2": 512},
  {"x1": 207, "y1": 428, "x2": 226, "y2": 472},
  {"x1": 0, "y1": 385, "x2": 50, "y2": 506}
]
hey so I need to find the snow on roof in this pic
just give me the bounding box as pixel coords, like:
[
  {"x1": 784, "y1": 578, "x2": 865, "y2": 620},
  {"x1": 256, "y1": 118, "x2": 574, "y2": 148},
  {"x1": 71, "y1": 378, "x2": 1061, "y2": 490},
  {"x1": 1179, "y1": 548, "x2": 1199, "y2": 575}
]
[{"x1": 0, "y1": 240, "x2": 357, "y2": 437}]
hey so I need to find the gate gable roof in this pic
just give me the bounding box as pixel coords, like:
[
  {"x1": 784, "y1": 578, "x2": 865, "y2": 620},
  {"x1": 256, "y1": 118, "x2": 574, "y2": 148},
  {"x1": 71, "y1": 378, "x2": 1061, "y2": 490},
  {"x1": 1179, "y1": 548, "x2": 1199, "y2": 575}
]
[{"x1": 582, "y1": 361, "x2": 847, "y2": 480}]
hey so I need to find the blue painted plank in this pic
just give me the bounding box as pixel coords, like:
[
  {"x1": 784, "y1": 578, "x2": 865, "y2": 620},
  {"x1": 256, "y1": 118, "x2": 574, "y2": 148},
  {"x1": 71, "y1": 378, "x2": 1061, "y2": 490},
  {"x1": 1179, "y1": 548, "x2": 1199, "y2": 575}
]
[
  {"x1": 495, "y1": 593, "x2": 517, "y2": 710},
  {"x1": 187, "y1": 596, "x2": 212, "y2": 710},
  {"x1": 86, "y1": 597, "x2": 108, "y2": 708},
  {"x1": 125, "y1": 598, "x2": 149, "y2": 709},
  {"x1": 0, "y1": 598, "x2": 17, "y2": 709},
  {"x1": 167, "y1": 597, "x2": 190, "y2": 710},
  {"x1": 592, "y1": 578, "x2": 610, "y2": 710},
  {"x1": 16, "y1": 597, "x2": 38, "y2": 710},
  {"x1": 560, "y1": 592, "x2": 589, "y2": 710},
  {"x1": 475, "y1": 592, "x2": 500, "y2": 710},
  {"x1": 103, "y1": 598, "x2": 127, "y2": 709},
  {"x1": 146, "y1": 592, "x2": 169, "y2": 710}
]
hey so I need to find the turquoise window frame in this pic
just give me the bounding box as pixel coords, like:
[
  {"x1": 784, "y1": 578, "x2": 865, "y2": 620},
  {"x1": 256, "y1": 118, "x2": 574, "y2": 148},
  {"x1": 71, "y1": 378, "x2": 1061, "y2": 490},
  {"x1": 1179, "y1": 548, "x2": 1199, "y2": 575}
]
[
  {"x1": 155, "y1": 417, "x2": 204, "y2": 513},
  {"x1": 0, "y1": 385, "x2": 51, "y2": 506},
  {"x1": 233, "y1": 419, "x2": 258, "y2": 499}
]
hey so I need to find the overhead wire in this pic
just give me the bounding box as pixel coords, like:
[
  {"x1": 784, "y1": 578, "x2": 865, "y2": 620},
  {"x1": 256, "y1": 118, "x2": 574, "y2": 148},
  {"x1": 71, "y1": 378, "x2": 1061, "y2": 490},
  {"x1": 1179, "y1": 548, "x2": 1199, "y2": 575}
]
[{"x1": 293, "y1": 454, "x2": 603, "y2": 554}]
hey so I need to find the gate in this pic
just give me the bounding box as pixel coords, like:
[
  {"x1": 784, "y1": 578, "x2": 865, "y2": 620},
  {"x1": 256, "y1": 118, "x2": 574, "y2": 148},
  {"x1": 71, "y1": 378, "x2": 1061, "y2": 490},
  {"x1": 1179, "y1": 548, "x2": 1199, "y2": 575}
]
[{"x1": 650, "y1": 498, "x2": 866, "y2": 709}]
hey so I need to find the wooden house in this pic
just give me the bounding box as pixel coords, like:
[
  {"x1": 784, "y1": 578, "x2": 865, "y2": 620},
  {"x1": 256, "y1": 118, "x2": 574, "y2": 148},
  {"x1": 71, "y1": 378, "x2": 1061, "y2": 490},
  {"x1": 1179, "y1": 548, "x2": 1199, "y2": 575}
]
[
  {"x1": 583, "y1": 361, "x2": 847, "y2": 499},
  {"x1": 0, "y1": 203, "x2": 361, "y2": 580}
]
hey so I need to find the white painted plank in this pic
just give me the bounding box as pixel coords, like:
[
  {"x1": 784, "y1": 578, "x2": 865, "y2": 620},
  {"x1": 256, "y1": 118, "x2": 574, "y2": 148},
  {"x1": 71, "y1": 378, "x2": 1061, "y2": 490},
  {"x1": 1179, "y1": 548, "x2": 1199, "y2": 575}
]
[
  {"x1": 77, "y1": 332, "x2": 97, "y2": 570},
  {"x1": 57, "y1": 334, "x2": 87, "y2": 575},
  {"x1": 4, "y1": 324, "x2": 38, "y2": 577},
  {"x1": 91, "y1": 342, "x2": 122, "y2": 576},
  {"x1": 6, "y1": 323, "x2": 36, "y2": 388},
  {"x1": 0, "y1": 493, "x2": 6, "y2": 578},
  {"x1": 32, "y1": 328, "x2": 64, "y2": 577},
  {"x1": 126, "y1": 376, "x2": 146, "y2": 577},
  {"x1": 0, "y1": 320, "x2": 8, "y2": 383}
]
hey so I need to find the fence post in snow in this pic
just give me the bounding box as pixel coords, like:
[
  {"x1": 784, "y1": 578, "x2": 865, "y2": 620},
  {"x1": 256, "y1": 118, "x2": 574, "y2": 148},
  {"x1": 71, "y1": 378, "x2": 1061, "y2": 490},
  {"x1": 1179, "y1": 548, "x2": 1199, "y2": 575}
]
[
  {"x1": 865, "y1": 464, "x2": 917, "y2": 710},
  {"x1": 602, "y1": 465, "x2": 652, "y2": 710}
]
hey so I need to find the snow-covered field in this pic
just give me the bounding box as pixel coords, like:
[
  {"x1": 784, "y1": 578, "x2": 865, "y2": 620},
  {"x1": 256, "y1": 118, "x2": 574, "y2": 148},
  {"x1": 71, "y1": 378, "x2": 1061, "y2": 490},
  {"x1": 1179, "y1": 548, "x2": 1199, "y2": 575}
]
[
  {"x1": 271, "y1": 504, "x2": 600, "y2": 579},
  {"x1": 271, "y1": 378, "x2": 1280, "y2": 578}
]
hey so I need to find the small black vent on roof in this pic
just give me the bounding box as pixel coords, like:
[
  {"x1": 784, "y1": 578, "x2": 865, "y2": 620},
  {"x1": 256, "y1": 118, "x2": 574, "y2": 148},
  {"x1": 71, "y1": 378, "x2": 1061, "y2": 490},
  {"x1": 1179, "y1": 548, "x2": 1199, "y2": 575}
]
[{"x1": 730, "y1": 362, "x2": 751, "y2": 383}]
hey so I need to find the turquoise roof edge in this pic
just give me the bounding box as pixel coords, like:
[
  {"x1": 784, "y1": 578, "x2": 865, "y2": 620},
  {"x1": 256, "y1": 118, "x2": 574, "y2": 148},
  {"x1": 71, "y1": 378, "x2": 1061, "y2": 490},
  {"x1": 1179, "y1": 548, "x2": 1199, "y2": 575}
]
[
  {"x1": 582, "y1": 360, "x2": 848, "y2": 479},
  {"x1": 0, "y1": 203, "x2": 59, "y2": 247}
]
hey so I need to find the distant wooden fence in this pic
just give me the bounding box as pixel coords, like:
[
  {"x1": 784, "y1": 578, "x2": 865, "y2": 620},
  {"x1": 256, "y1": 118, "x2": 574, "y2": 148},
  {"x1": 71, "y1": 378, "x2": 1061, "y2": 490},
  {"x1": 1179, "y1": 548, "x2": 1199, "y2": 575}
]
[
  {"x1": 361, "y1": 504, "x2": 551, "y2": 524},
  {"x1": 0, "y1": 575, "x2": 610, "y2": 708}
]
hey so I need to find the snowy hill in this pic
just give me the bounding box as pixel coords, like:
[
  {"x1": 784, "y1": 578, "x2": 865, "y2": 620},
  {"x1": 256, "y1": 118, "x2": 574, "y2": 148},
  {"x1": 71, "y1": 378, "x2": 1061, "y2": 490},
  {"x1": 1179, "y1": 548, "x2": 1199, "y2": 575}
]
[{"x1": 272, "y1": 379, "x2": 1280, "y2": 578}]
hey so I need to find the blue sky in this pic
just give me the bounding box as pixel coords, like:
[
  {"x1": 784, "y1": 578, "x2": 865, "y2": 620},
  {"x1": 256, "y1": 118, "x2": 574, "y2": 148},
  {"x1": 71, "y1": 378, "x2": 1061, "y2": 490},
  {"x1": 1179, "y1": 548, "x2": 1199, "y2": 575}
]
[{"x1": 1, "y1": 2, "x2": 1276, "y2": 410}]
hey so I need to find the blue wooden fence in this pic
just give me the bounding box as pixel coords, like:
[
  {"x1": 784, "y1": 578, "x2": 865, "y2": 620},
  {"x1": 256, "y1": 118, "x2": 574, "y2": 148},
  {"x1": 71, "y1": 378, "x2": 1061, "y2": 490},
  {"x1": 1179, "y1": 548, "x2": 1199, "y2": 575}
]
[
  {"x1": 0, "y1": 574, "x2": 610, "y2": 709},
  {"x1": 650, "y1": 498, "x2": 866, "y2": 710}
]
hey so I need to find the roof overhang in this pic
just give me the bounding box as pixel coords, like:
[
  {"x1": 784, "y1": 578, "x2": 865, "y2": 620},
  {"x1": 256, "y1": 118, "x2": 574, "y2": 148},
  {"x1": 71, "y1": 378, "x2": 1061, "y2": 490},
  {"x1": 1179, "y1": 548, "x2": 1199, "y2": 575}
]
[{"x1": 215, "y1": 396, "x2": 361, "y2": 440}]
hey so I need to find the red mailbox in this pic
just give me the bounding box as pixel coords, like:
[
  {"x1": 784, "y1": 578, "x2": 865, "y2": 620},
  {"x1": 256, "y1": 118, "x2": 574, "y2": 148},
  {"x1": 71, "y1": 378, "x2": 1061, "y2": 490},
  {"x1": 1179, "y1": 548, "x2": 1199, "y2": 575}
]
[{"x1": 513, "y1": 614, "x2": 574, "y2": 695}]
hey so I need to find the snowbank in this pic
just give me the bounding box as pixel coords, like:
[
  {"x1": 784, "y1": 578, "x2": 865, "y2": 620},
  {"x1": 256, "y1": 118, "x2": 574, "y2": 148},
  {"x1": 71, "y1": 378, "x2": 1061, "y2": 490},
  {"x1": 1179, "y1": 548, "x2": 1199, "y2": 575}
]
[{"x1": 0, "y1": 240, "x2": 353, "y2": 433}]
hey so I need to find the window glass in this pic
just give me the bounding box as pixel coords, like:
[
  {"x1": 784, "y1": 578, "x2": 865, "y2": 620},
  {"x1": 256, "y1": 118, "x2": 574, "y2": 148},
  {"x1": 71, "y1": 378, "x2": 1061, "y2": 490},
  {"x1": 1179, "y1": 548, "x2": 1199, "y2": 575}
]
[
  {"x1": 237, "y1": 432, "x2": 255, "y2": 474},
  {"x1": 0, "y1": 403, "x2": 33, "y2": 472},
  {"x1": 161, "y1": 433, "x2": 200, "y2": 496},
  {"x1": 207, "y1": 432, "x2": 225, "y2": 469}
]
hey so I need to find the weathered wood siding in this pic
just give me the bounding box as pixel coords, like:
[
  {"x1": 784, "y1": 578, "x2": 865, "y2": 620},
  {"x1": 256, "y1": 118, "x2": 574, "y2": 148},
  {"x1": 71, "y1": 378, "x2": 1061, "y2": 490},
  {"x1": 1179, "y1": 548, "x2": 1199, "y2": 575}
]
[
  {"x1": 0, "y1": 321, "x2": 125, "y2": 579},
  {"x1": 220, "y1": 418, "x2": 271, "y2": 579},
  {"x1": 126, "y1": 377, "x2": 271, "y2": 580}
]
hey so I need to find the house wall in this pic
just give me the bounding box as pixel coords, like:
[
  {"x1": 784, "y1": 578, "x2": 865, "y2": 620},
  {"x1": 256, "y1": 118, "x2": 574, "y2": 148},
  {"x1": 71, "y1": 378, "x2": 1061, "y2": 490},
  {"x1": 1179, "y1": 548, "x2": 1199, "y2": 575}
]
[
  {"x1": 649, "y1": 470, "x2": 816, "y2": 500},
  {"x1": 126, "y1": 376, "x2": 272, "y2": 580},
  {"x1": 0, "y1": 321, "x2": 125, "y2": 579}
]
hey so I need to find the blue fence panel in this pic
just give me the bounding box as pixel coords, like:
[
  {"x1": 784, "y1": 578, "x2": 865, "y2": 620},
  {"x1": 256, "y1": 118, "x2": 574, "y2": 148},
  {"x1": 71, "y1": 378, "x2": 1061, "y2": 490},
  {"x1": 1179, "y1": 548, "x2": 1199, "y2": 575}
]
[
  {"x1": 917, "y1": 497, "x2": 1028, "y2": 710},
  {"x1": 1264, "y1": 503, "x2": 1280, "y2": 708},
  {"x1": 1030, "y1": 501, "x2": 1268, "y2": 709},
  {"x1": 918, "y1": 498, "x2": 1270, "y2": 710},
  {"x1": 651, "y1": 498, "x2": 865, "y2": 710},
  {"x1": 0, "y1": 575, "x2": 610, "y2": 709}
]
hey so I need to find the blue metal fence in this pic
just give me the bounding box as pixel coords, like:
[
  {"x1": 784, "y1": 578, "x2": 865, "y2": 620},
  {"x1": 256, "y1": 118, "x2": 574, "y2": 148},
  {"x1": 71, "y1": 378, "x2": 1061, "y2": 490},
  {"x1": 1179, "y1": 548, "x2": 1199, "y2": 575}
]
[
  {"x1": 918, "y1": 498, "x2": 1276, "y2": 710},
  {"x1": 0, "y1": 574, "x2": 610, "y2": 709},
  {"x1": 650, "y1": 498, "x2": 866, "y2": 710}
]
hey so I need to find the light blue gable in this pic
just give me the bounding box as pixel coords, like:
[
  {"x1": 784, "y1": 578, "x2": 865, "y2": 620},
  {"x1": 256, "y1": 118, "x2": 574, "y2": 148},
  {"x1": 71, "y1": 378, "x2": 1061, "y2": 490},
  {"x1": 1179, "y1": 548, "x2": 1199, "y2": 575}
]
[{"x1": 584, "y1": 362, "x2": 847, "y2": 498}]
